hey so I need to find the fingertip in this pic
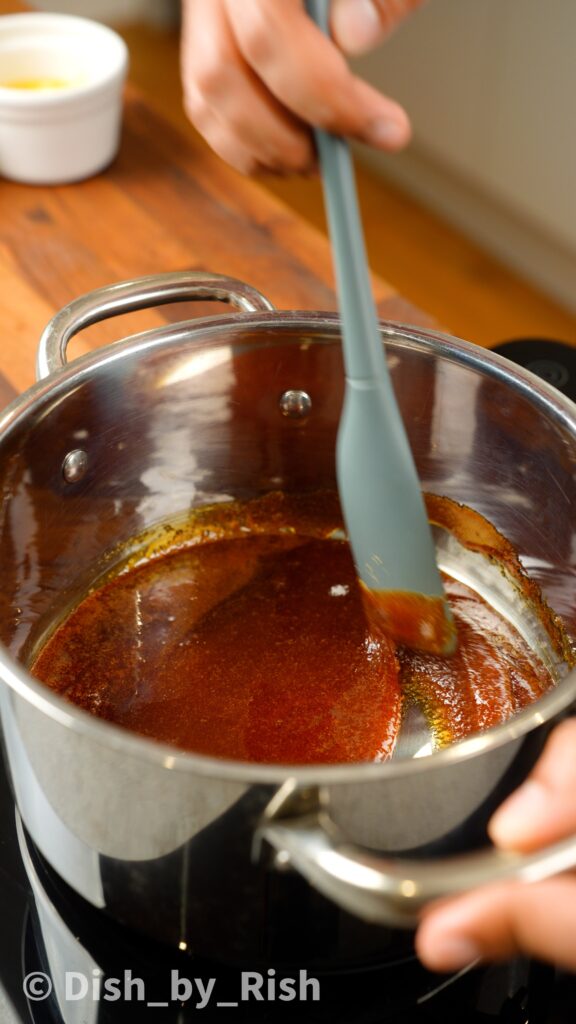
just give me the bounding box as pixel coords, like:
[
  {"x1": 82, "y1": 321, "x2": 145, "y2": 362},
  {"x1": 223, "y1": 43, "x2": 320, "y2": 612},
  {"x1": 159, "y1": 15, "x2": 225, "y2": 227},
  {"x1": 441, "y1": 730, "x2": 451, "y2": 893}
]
[
  {"x1": 357, "y1": 99, "x2": 411, "y2": 150},
  {"x1": 416, "y1": 916, "x2": 482, "y2": 973},
  {"x1": 364, "y1": 115, "x2": 411, "y2": 150},
  {"x1": 418, "y1": 937, "x2": 482, "y2": 974},
  {"x1": 331, "y1": 0, "x2": 385, "y2": 56},
  {"x1": 488, "y1": 780, "x2": 550, "y2": 849}
]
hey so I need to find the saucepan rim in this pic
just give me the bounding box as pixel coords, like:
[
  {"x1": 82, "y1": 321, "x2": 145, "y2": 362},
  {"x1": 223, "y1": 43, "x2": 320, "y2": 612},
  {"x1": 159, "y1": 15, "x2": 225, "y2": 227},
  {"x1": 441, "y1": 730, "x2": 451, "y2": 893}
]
[{"x1": 1, "y1": 309, "x2": 575, "y2": 784}]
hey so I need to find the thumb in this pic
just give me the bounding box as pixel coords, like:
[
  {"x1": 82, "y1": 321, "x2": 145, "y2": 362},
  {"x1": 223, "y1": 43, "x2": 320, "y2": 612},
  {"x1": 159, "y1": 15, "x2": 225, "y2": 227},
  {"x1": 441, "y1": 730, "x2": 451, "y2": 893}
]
[
  {"x1": 330, "y1": 0, "x2": 426, "y2": 56},
  {"x1": 489, "y1": 718, "x2": 576, "y2": 852}
]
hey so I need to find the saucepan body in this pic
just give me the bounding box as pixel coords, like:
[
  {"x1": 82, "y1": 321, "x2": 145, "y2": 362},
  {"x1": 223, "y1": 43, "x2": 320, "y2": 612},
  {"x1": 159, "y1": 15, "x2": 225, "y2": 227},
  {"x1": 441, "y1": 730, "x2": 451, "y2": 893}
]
[{"x1": 1, "y1": 272, "x2": 576, "y2": 970}]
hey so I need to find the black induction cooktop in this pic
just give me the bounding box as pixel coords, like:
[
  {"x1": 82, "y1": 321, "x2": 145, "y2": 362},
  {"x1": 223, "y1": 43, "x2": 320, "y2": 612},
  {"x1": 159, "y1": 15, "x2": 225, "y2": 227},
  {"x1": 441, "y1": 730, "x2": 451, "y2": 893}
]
[
  {"x1": 491, "y1": 338, "x2": 576, "y2": 402},
  {"x1": 0, "y1": 742, "x2": 574, "y2": 1024}
]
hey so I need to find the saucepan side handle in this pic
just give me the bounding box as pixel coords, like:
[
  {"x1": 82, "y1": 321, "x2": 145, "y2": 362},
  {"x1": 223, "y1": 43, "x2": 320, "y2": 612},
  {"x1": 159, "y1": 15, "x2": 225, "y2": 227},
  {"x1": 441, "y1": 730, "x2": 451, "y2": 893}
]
[
  {"x1": 257, "y1": 783, "x2": 576, "y2": 929},
  {"x1": 36, "y1": 271, "x2": 276, "y2": 380}
]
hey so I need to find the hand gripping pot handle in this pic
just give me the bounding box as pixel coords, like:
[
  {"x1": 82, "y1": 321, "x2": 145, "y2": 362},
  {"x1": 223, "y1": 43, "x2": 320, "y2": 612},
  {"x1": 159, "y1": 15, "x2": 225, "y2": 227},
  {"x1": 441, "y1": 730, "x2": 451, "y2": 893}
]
[
  {"x1": 36, "y1": 271, "x2": 276, "y2": 380},
  {"x1": 257, "y1": 782, "x2": 576, "y2": 928}
]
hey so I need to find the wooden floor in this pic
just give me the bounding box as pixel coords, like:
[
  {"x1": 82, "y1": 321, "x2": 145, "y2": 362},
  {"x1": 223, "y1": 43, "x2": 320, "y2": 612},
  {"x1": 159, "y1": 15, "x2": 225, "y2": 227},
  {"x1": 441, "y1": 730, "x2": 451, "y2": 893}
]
[{"x1": 116, "y1": 23, "x2": 576, "y2": 347}]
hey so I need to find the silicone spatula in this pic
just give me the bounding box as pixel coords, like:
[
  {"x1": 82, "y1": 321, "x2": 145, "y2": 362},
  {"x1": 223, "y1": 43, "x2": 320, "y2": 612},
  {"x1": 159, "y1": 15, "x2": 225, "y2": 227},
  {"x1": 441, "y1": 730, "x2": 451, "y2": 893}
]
[{"x1": 306, "y1": 0, "x2": 456, "y2": 655}]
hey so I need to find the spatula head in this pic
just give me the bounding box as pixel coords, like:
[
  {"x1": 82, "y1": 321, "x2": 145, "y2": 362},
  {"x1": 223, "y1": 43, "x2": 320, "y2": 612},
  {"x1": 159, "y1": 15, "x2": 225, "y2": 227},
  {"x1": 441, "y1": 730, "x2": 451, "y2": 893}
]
[
  {"x1": 337, "y1": 380, "x2": 457, "y2": 656},
  {"x1": 360, "y1": 585, "x2": 457, "y2": 655}
]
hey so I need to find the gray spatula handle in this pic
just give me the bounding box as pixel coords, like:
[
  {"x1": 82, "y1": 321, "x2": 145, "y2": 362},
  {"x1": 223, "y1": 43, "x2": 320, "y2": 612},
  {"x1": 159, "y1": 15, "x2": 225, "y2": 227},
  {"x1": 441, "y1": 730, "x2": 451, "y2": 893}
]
[{"x1": 306, "y1": 0, "x2": 392, "y2": 384}]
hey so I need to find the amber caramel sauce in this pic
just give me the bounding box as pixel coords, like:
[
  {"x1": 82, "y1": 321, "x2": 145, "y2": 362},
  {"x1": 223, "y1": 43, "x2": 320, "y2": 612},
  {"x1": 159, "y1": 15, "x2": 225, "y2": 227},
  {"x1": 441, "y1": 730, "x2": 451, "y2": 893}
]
[
  {"x1": 400, "y1": 577, "x2": 552, "y2": 747},
  {"x1": 31, "y1": 492, "x2": 559, "y2": 765}
]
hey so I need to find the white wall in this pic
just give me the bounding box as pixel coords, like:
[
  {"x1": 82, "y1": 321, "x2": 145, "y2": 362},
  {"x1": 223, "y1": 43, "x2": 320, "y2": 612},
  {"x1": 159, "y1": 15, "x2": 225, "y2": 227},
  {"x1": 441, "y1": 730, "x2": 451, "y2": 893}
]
[{"x1": 354, "y1": 0, "x2": 576, "y2": 311}]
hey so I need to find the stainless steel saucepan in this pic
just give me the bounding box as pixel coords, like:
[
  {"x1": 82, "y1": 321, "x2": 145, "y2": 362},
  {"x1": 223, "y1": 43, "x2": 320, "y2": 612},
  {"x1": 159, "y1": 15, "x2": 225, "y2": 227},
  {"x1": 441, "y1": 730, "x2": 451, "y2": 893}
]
[{"x1": 1, "y1": 271, "x2": 576, "y2": 972}]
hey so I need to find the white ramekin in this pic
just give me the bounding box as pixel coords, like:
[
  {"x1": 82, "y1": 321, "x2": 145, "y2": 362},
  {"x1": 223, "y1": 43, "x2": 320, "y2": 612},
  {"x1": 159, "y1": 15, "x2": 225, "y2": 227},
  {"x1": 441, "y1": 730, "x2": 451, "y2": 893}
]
[{"x1": 0, "y1": 13, "x2": 129, "y2": 185}]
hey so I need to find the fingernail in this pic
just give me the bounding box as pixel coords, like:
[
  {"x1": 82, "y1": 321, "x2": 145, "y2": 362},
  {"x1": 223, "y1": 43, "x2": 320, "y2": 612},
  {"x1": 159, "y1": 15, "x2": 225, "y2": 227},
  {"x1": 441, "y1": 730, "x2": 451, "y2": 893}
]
[
  {"x1": 490, "y1": 780, "x2": 548, "y2": 846},
  {"x1": 332, "y1": 0, "x2": 383, "y2": 55},
  {"x1": 364, "y1": 117, "x2": 409, "y2": 150},
  {"x1": 421, "y1": 935, "x2": 481, "y2": 972}
]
